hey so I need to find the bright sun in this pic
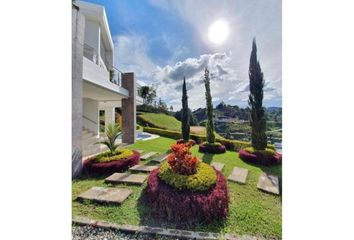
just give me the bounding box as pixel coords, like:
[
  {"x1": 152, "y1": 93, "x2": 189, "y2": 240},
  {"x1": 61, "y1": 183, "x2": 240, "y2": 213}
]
[{"x1": 208, "y1": 20, "x2": 230, "y2": 45}]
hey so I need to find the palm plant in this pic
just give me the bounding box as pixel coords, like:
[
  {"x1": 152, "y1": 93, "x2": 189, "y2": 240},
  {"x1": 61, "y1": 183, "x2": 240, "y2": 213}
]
[{"x1": 96, "y1": 123, "x2": 121, "y2": 156}]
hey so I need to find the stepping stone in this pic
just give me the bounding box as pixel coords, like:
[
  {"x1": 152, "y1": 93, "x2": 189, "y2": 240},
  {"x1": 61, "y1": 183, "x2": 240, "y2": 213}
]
[
  {"x1": 129, "y1": 164, "x2": 158, "y2": 173},
  {"x1": 211, "y1": 162, "x2": 225, "y2": 172},
  {"x1": 228, "y1": 167, "x2": 248, "y2": 184},
  {"x1": 257, "y1": 173, "x2": 280, "y2": 195},
  {"x1": 150, "y1": 153, "x2": 168, "y2": 163},
  {"x1": 136, "y1": 149, "x2": 144, "y2": 154},
  {"x1": 105, "y1": 173, "x2": 148, "y2": 185},
  {"x1": 140, "y1": 152, "x2": 157, "y2": 160},
  {"x1": 76, "y1": 187, "x2": 132, "y2": 205}
]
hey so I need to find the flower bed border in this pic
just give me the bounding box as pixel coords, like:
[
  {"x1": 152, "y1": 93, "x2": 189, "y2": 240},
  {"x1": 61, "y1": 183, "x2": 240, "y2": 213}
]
[
  {"x1": 198, "y1": 143, "x2": 226, "y2": 154},
  {"x1": 83, "y1": 150, "x2": 140, "y2": 175},
  {"x1": 239, "y1": 149, "x2": 282, "y2": 166},
  {"x1": 143, "y1": 168, "x2": 229, "y2": 224}
]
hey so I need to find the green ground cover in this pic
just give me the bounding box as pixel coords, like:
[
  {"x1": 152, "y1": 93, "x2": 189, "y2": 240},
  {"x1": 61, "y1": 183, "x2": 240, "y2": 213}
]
[
  {"x1": 72, "y1": 137, "x2": 282, "y2": 239},
  {"x1": 138, "y1": 112, "x2": 182, "y2": 131}
]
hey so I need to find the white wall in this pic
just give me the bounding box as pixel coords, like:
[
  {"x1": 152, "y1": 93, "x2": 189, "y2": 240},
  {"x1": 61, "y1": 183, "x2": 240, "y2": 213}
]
[
  {"x1": 83, "y1": 98, "x2": 99, "y2": 134},
  {"x1": 84, "y1": 20, "x2": 100, "y2": 59}
]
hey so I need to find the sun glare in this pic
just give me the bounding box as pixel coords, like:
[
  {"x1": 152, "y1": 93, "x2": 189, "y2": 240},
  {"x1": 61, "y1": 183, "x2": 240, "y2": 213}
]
[{"x1": 208, "y1": 20, "x2": 230, "y2": 45}]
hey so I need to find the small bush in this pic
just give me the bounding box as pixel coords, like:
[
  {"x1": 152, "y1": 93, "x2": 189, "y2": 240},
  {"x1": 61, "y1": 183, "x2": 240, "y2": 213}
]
[
  {"x1": 92, "y1": 149, "x2": 134, "y2": 163},
  {"x1": 143, "y1": 168, "x2": 229, "y2": 224},
  {"x1": 83, "y1": 150, "x2": 140, "y2": 175},
  {"x1": 239, "y1": 149, "x2": 282, "y2": 166},
  {"x1": 243, "y1": 147, "x2": 276, "y2": 157},
  {"x1": 167, "y1": 143, "x2": 198, "y2": 175},
  {"x1": 158, "y1": 161, "x2": 217, "y2": 192},
  {"x1": 199, "y1": 142, "x2": 226, "y2": 154}
]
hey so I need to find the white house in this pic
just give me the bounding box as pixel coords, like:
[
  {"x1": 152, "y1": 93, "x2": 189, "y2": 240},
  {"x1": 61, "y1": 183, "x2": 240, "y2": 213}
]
[{"x1": 72, "y1": 1, "x2": 143, "y2": 177}]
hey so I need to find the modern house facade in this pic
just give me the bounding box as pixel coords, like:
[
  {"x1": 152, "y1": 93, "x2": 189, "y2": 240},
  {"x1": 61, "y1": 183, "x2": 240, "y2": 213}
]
[{"x1": 72, "y1": 1, "x2": 143, "y2": 177}]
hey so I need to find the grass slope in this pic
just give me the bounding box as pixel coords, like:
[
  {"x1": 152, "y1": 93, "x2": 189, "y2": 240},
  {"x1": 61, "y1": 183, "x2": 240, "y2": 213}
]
[
  {"x1": 73, "y1": 137, "x2": 282, "y2": 239},
  {"x1": 138, "y1": 113, "x2": 181, "y2": 131}
]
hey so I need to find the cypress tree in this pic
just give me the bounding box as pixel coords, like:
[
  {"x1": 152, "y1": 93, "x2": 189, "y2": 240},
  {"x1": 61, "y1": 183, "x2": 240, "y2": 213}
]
[
  {"x1": 248, "y1": 38, "x2": 267, "y2": 150},
  {"x1": 204, "y1": 68, "x2": 215, "y2": 143},
  {"x1": 181, "y1": 77, "x2": 190, "y2": 141}
]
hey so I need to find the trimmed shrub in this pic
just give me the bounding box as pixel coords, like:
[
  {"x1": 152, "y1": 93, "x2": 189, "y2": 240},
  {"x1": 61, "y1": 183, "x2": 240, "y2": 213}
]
[
  {"x1": 83, "y1": 150, "x2": 140, "y2": 175},
  {"x1": 244, "y1": 147, "x2": 276, "y2": 158},
  {"x1": 167, "y1": 143, "x2": 199, "y2": 175},
  {"x1": 143, "y1": 168, "x2": 229, "y2": 224},
  {"x1": 239, "y1": 149, "x2": 282, "y2": 166},
  {"x1": 199, "y1": 142, "x2": 226, "y2": 154},
  {"x1": 92, "y1": 149, "x2": 134, "y2": 163},
  {"x1": 158, "y1": 161, "x2": 217, "y2": 192},
  {"x1": 143, "y1": 127, "x2": 275, "y2": 152}
]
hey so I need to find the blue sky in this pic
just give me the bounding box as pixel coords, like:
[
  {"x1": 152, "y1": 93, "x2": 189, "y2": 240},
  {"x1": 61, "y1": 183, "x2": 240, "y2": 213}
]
[{"x1": 85, "y1": 0, "x2": 282, "y2": 110}]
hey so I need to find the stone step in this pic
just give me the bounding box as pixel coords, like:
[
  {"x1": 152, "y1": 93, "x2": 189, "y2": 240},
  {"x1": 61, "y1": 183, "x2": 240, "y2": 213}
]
[
  {"x1": 140, "y1": 152, "x2": 158, "y2": 160},
  {"x1": 150, "y1": 153, "x2": 168, "y2": 164},
  {"x1": 105, "y1": 173, "x2": 148, "y2": 185},
  {"x1": 129, "y1": 164, "x2": 158, "y2": 173},
  {"x1": 82, "y1": 131, "x2": 95, "y2": 139},
  {"x1": 211, "y1": 162, "x2": 225, "y2": 172},
  {"x1": 257, "y1": 173, "x2": 280, "y2": 195},
  {"x1": 76, "y1": 187, "x2": 132, "y2": 205},
  {"x1": 228, "y1": 167, "x2": 249, "y2": 184}
]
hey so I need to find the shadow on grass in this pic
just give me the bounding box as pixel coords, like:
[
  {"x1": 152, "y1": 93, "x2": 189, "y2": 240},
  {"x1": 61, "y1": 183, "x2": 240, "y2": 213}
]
[
  {"x1": 201, "y1": 153, "x2": 215, "y2": 164},
  {"x1": 136, "y1": 185, "x2": 228, "y2": 233}
]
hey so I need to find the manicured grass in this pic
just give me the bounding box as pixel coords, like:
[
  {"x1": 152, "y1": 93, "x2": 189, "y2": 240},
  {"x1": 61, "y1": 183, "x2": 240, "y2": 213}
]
[
  {"x1": 73, "y1": 137, "x2": 282, "y2": 239},
  {"x1": 138, "y1": 112, "x2": 181, "y2": 131}
]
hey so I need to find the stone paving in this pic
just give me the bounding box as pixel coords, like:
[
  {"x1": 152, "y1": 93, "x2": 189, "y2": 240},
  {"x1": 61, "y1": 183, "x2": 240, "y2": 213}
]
[
  {"x1": 257, "y1": 173, "x2": 280, "y2": 195},
  {"x1": 211, "y1": 162, "x2": 225, "y2": 172},
  {"x1": 129, "y1": 164, "x2": 159, "y2": 173},
  {"x1": 105, "y1": 173, "x2": 148, "y2": 185},
  {"x1": 136, "y1": 149, "x2": 144, "y2": 154},
  {"x1": 228, "y1": 167, "x2": 249, "y2": 184},
  {"x1": 150, "y1": 153, "x2": 168, "y2": 163},
  {"x1": 76, "y1": 187, "x2": 132, "y2": 205},
  {"x1": 140, "y1": 152, "x2": 157, "y2": 160}
]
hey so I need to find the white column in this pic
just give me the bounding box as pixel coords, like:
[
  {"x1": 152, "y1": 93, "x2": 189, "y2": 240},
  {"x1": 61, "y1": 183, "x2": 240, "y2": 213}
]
[{"x1": 104, "y1": 106, "x2": 115, "y2": 127}]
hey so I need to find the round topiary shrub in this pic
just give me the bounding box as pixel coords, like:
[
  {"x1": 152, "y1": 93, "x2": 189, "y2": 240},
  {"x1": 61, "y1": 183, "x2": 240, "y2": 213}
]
[
  {"x1": 83, "y1": 149, "x2": 140, "y2": 175},
  {"x1": 239, "y1": 147, "x2": 282, "y2": 166},
  {"x1": 143, "y1": 168, "x2": 229, "y2": 224},
  {"x1": 198, "y1": 142, "x2": 226, "y2": 154},
  {"x1": 158, "y1": 161, "x2": 217, "y2": 192},
  {"x1": 143, "y1": 142, "x2": 229, "y2": 224}
]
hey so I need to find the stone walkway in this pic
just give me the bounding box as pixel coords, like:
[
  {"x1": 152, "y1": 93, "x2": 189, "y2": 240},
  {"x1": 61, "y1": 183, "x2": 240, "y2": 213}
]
[
  {"x1": 105, "y1": 173, "x2": 148, "y2": 185},
  {"x1": 228, "y1": 167, "x2": 249, "y2": 184},
  {"x1": 257, "y1": 173, "x2": 280, "y2": 195},
  {"x1": 150, "y1": 153, "x2": 168, "y2": 163},
  {"x1": 77, "y1": 187, "x2": 132, "y2": 205},
  {"x1": 211, "y1": 162, "x2": 225, "y2": 172},
  {"x1": 129, "y1": 164, "x2": 159, "y2": 173},
  {"x1": 140, "y1": 152, "x2": 157, "y2": 160}
]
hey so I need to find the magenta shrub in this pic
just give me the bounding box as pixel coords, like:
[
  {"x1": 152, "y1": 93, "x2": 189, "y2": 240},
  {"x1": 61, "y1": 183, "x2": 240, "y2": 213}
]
[
  {"x1": 239, "y1": 149, "x2": 282, "y2": 166},
  {"x1": 83, "y1": 150, "x2": 140, "y2": 175},
  {"x1": 198, "y1": 143, "x2": 226, "y2": 154},
  {"x1": 143, "y1": 168, "x2": 229, "y2": 224}
]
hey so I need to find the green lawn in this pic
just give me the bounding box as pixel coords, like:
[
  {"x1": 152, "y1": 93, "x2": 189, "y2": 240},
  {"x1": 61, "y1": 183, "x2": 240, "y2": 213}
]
[
  {"x1": 138, "y1": 112, "x2": 181, "y2": 131},
  {"x1": 73, "y1": 137, "x2": 282, "y2": 239}
]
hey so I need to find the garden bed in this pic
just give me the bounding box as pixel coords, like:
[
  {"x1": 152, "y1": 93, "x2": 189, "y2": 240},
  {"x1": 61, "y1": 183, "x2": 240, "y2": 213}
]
[
  {"x1": 239, "y1": 148, "x2": 282, "y2": 166},
  {"x1": 83, "y1": 150, "x2": 140, "y2": 175},
  {"x1": 198, "y1": 142, "x2": 226, "y2": 154}
]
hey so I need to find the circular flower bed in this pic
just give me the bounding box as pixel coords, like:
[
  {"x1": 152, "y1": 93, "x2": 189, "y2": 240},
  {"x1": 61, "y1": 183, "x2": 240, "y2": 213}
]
[
  {"x1": 143, "y1": 142, "x2": 229, "y2": 224},
  {"x1": 83, "y1": 149, "x2": 140, "y2": 175},
  {"x1": 143, "y1": 168, "x2": 229, "y2": 224},
  {"x1": 198, "y1": 142, "x2": 226, "y2": 154},
  {"x1": 239, "y1": 147, "x2": 282, "y2": 165},
  {"x1": 158, "y1": 161, "x2": 217, "y2": 192}
]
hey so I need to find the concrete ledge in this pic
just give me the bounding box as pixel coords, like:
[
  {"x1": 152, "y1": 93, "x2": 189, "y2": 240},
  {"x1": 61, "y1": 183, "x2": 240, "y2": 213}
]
[{"x1": 72, "y1": 216, "x2": 267, "y2": 240}]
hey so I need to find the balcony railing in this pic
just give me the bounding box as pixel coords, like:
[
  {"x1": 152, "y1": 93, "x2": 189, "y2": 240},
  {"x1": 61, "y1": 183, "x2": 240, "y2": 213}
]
[{"x1": 108, "y1": 64, "x2": 123, "y2": 86}]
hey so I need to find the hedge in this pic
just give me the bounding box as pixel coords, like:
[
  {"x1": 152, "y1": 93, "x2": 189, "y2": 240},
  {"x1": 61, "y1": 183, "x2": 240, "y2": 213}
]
[
  {"x1": 143, "y1": 127, "x2": 266, "y2": 151},
  {"x1": 198, "y1": 142, "x2": 226, "y2": 154},
  {"x1": 239, "y1": 149, "x2": 282, "y2": 166}
]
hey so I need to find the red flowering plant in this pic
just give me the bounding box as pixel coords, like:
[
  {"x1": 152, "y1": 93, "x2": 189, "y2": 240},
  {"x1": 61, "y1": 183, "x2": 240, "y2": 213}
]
[{"x1": 167, "y1": 143, "x2": 199, "y2": 175}]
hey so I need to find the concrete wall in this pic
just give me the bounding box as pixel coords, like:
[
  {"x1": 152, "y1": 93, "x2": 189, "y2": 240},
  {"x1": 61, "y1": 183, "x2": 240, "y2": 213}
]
[
  {"x1": 83, "y1": 98, "x2": 99, "y2": 134},
  {"x1": 121, "y1": 73, "x2": 136, "y2": 144},
  {"x1": 84, "y1": 20, "x2": 100, "y2": 60},
  {"x1": 72, "y1": 5, "x2": 85, "y2": 178}
]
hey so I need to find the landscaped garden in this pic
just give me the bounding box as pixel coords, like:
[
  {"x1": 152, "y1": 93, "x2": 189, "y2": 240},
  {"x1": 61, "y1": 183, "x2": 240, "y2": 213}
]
[{"x1": 73, "y1": 136, "x2": 282, "y2": 239}]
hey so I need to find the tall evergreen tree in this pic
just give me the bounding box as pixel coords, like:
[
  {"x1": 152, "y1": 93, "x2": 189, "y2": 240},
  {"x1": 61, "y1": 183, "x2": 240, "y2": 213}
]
[
  {"x1": 181, "y1": 77, "x2": 190, "y2": 141},
  {"x1": 204, "y1": 68, "x2": 215, "y2": 143},
  {"x1": 248, "y1": 38, "x2": 267, "y2": 150}
]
